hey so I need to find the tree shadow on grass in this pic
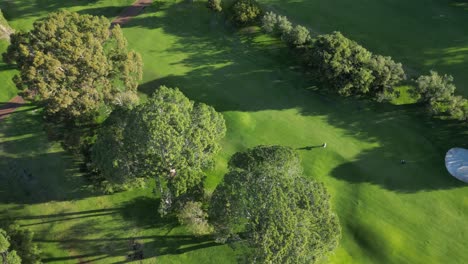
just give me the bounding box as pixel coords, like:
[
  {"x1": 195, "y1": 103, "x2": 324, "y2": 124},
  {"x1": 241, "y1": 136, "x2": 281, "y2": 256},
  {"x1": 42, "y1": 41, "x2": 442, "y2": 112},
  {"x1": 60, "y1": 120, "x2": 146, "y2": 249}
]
[
  {"x1": 8, "y1": 196, "x2": 220, "y2": 263},
  {"x1": 127, "y1": 1, "x2": 468, "y2": 192},
  {"x1": 0, "y1": 107, "x2": 96, "y2": 204},
  {"x1": 0, "y1": 0, "x2": 99, "y2": 22}
]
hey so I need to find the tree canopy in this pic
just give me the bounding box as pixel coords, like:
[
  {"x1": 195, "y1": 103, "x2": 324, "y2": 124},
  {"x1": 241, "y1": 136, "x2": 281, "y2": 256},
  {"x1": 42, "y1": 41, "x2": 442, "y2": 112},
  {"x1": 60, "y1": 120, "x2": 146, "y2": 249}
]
[
  {"x1": 209, "y1": 145, "x2": 341, "y2": 264},
  {"x1": 92, "y1": 86, "x2": 226, "y2": 214},
  {"x1": 0, "y1": 229, "x2": 21, "y2": 264},
  {"x1": 308, "y1": 32, "x2": 374, "y2": 96},
  {"x1": 3, "y1": 10, "x2": 142, "y2": 123},
  {"x1": 412, "y1": 71, "x2": 468, "y2": 120},
  {"x1": 230, "y1": 0, "x2": 262, "y2": 25},
  {"x1": 306, "y1": 32, "x2": 405, "y2": 99},
  {"x1": 1, "y1": 223, "x2": 41, "y2": 264}
]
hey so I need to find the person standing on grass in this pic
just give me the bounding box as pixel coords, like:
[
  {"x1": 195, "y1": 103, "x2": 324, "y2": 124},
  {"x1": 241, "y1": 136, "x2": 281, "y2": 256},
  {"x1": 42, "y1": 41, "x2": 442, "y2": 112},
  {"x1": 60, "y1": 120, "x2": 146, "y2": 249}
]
[{"x1": 322, "y1": 142, "x2": 327, "y2": 148}]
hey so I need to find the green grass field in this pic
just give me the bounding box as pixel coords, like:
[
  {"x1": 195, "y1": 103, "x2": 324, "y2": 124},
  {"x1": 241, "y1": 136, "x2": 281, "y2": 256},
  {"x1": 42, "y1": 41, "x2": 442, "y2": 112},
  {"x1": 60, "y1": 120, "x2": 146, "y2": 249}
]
[{"x1": 0, "y1": 0, "x2": 467, "y2": 263}]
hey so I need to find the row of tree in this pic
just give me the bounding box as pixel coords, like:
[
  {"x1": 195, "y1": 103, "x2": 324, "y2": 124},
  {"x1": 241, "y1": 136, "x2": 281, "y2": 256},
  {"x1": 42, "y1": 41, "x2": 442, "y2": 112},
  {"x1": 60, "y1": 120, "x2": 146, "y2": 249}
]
[
  {"x1": 208, "y1": 0, "x2": 468, "y2": 121},
  {"x1": 259, "y1": 11, "x2": 468, "y2": 121}
]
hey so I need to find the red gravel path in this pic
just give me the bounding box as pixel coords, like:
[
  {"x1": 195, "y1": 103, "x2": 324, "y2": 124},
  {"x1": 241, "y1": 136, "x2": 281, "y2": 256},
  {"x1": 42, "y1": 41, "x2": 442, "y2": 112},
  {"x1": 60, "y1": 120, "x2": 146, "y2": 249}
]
[
  {"x1": 0, "y1": 96, "x2": 24, "y2": 120},
  {"x1": 0, "y1": 0, "x2": 153, "y2": 122},
  {"x1": 111, "y1": 0, "x2": 153, "y2": 27}
]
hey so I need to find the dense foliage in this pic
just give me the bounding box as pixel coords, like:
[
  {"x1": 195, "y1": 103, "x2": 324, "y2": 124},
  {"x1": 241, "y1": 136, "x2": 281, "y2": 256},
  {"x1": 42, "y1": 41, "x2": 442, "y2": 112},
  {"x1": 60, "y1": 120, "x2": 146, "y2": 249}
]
[
  {"x1": 230, "y1": 0, "x2": 262, "y2": 25},
  {"x1": 3, "y1": 10, "x2": 143, "y2": 123},
  {"x1": 368, "y1": 54, "x2": 406, "y2": 100},
  {"x1": 210, "y1": 146, "x2": 341, "y2": 264},
  {"x1": 306, "y1": 32, "x2": 405, "y2": 98},
  {"x1": 262, "y1": 12, "x2": 310, "y2": 48},
  {"x1": 0, "y1": 229, "x2": 21, "y2": 264},
  {"x1": 413, "y1": 71, "x2": 468, "y2": 120},
  {"x1": 308, "y1": 32, "x2": 374, "y2": 96},
  {"x1": 92, "y1": 86, "x2": 226, "y2": 214},
  {"x1": 1, "y1": 223, "x2": 41, "y2": 264},
  {"x1": 177, "y1": 201, "x2": 213, "y2": 236}
]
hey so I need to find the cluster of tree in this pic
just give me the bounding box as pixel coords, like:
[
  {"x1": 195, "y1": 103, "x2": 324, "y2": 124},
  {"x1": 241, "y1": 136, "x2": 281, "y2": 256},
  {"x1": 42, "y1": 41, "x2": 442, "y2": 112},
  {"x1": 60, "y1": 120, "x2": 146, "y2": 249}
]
[
  {"x1": 260, "y1": 12, "x2": 406, "y2": 100},
  {"x1": 412, "y1": 71, "x2": 468, "y2": 121},
  {"x1": 0, "y1": 223, "x2": 41, "y2": 264},
  {"x1": 209, "y1": 145, "x2": 341, "y2": 263},
  {"x1": 307, "y1": 32, "x2": 406, "y2": 100},
  {"x1": 91, "y1": 86, "x2": 226, "y2": 215},
  {"x1": 259, "y1": 12, "x2": 467, "y2": 121},
  {"x1": 262, "y1": 12, "x2": 311, "y2": 48},
  {"x1": 229, "y1": 0, "x2": 262, "y2": 25}
]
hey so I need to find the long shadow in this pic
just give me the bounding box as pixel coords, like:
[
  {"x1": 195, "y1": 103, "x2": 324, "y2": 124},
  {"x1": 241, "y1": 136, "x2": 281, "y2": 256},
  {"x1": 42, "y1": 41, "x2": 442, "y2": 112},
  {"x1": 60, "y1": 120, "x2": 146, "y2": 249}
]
[
  {"x1": 125, "y1": 1, "x2": 468, "y2": 192},
  {"x1": 0, "y1": 107, "x2": 97, "y2": 204},
  {"x1": 12, "y1": 196, "x2": 219, "y2": 263},
  {"x1": 0, "y1": 0, "x2": 100, "y2": 21}
]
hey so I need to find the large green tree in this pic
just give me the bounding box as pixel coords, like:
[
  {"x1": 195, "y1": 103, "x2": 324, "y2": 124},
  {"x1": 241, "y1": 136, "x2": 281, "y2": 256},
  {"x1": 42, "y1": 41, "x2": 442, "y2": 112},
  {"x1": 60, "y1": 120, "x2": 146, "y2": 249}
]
[
  {"x1": 3, "y1": 10, "x2": 142, "y2": 123},
  {"x1": 230, "y1": 0, "x2": 262, "y2": 25},
  {"x1": 307, "y1": 32, "x2": 374, "y2": 96},
  {"x1": 308, "y1": 32, "x2": 404, "y2": 99},
  {"x1": 92, "y1": 86, "x2": 226, "y2": 214},
  {"x1": 210, "y1": 146, "x2": 341, "y2": 264},
  {"x1": 0, "y1": 229, "x2": 21, "y2": 264}
]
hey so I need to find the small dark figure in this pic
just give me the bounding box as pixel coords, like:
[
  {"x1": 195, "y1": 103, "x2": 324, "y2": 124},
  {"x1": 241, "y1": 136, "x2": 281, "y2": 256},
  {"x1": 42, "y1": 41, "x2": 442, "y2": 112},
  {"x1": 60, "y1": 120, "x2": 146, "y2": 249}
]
[{"x1": 400, "y1": 159, "x2": 406, "y2": 165}]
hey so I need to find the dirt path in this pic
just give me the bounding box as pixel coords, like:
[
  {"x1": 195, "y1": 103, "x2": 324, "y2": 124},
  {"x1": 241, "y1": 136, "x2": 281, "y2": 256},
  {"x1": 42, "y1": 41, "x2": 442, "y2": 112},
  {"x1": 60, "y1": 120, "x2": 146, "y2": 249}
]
[
  {"x1": 0, "y1": 0, "x2": 153, "y2": 122},
  {"x1": 111, "y1": 0, "x2": 153, "y2": 27},
  {"x1": 0, "y1": 96, "x2": 24, "y2": 120}
]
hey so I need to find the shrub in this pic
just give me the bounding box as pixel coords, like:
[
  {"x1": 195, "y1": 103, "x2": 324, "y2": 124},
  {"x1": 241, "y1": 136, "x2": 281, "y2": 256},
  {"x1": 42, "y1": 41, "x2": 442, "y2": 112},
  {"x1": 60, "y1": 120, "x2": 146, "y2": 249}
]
[
  {"x1": 412, "y1": 71, "x2": 468, "y2": 120},
  {"x1": 368, "y1": 54, "x2": 406, "y2": 100},
  {"x1": 231, "y1": 0, "x2": 262, "y2": 25},
  {"x1": 261, "y1": 11, "x2": 278, "y2": 33},
  {"x1": 286, "y1": 24, "x2": 311, "y2": 47},
  {"x1": 413, "y1": 71, "x2": 456, "y2": 103},
  {"x1": 276, "y1": 15, "x2": 292, "y2": 37},
  {"x1": 207, "y1": 0, "x2": 222, "y2": 12},
  {"x1": 177, "y1": 201, "x2": 213, "y2": 236}
]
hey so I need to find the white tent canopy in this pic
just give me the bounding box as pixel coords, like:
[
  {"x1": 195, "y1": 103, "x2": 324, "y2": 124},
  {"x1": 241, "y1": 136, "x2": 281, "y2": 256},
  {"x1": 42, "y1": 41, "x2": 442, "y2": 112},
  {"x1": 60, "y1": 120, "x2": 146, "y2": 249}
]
[{"x1": 445, "y1": 148, "x2": 468, "y2": 183}]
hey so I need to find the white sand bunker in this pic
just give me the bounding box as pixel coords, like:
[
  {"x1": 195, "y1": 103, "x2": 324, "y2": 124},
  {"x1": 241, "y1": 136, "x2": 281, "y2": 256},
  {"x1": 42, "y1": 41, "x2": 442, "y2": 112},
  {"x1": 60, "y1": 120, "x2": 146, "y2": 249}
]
[{"x1": 445, "y1": 148, "x2": 468, "y2": 183}]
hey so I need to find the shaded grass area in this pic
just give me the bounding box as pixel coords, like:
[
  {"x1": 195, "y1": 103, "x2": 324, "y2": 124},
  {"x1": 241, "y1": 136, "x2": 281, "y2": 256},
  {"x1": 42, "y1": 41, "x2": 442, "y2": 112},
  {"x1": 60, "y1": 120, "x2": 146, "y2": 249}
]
[
  {"x1": 0, "y1": 0, "x2": 466, "y2": 263},
  {"x1": 0, "y1": 0, "x2": 135, "y2": 31},
  {"x1": 258, "y1": 0, "x2": 468, "y2": 97}
]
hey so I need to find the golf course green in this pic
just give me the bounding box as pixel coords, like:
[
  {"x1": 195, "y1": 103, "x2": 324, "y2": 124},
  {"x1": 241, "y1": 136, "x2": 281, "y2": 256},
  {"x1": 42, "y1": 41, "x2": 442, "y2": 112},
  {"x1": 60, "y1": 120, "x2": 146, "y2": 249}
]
[{"x1": 0, "y1": 0, "x2": 467, "y2": 263}]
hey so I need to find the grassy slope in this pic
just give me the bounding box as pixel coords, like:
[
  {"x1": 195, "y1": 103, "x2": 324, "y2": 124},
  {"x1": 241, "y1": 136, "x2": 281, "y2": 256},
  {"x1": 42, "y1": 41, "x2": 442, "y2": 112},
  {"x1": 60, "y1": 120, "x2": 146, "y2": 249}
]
[
  {"x1": 0, "y1": 0, "x2": 466, "y2": 264},
  {"x1": 258, "y1": 0, "x2": 468, "y2": 97}
]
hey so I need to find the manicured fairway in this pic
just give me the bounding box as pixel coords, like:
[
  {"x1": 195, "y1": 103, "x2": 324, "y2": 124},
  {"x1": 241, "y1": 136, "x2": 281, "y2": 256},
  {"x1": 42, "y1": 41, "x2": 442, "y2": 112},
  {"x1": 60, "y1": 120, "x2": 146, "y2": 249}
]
[
  {"x1": 257, "y1": 0, "x2": 468, "y2": 96},
  {"x1": 0, "y1": 0, "x2": 467, "y2": 263}
]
